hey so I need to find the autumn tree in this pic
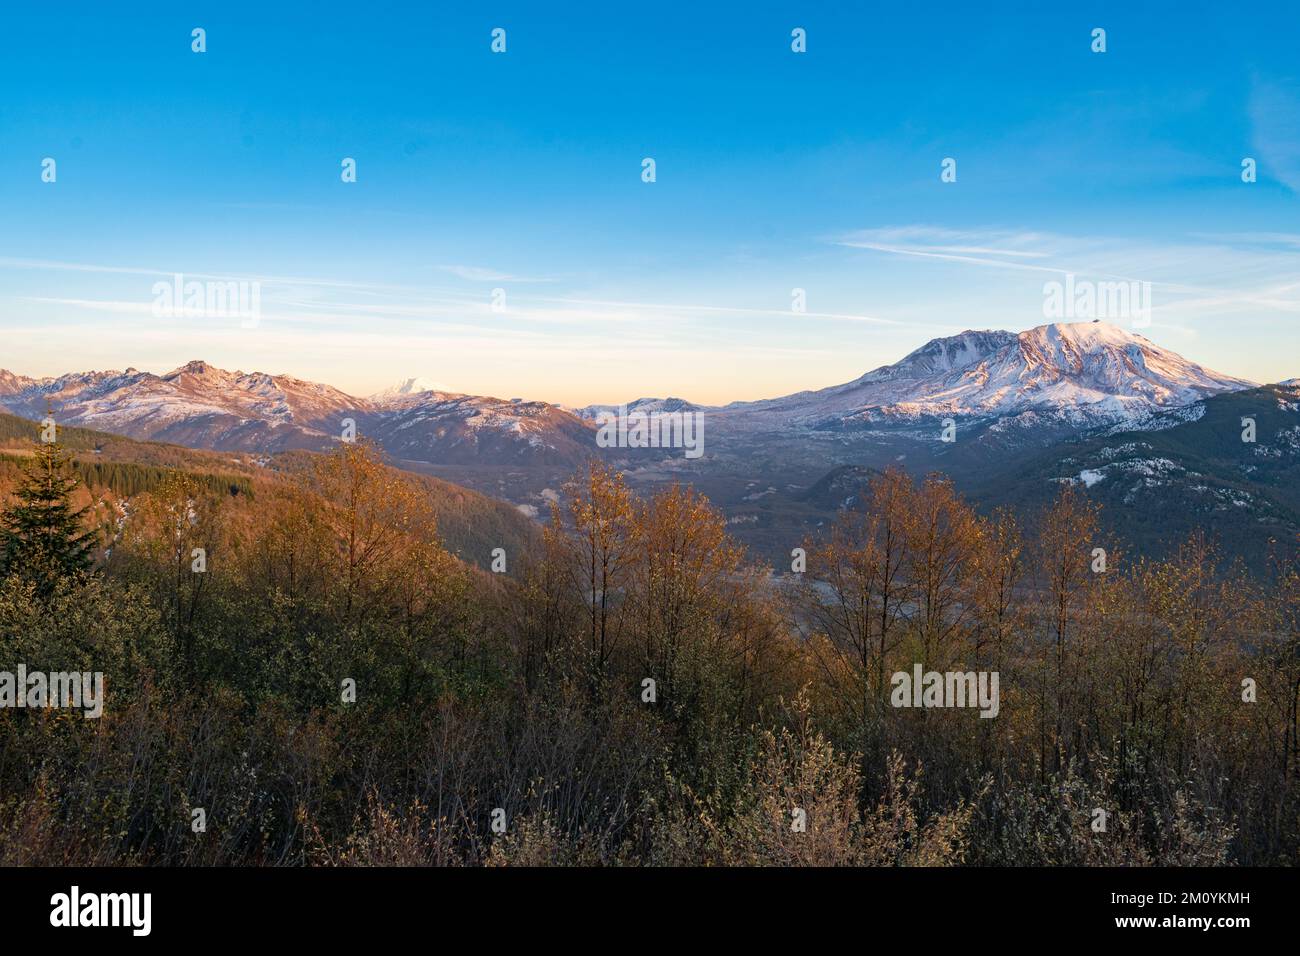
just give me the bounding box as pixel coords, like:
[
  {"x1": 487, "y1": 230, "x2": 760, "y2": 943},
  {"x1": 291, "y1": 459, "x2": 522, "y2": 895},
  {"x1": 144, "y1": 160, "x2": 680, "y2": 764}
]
[
  {"x1": 243, "y1": 483, "x2": 334, "y2": 610},
  {"x1": 116, "y1": 470, "x2": 224, "y2": 668},
  {"x1": 310, "y1": 440, "x2": 432, "y2": 625},
  {"x1": 559, "y1": 461, "x2": 637, "y2": 684},
  {"x1": 1032, "y1": 483, "x2": 1102, "y2": 774},
  {"x1": 627, "y1": 483, "x2": 743, "y2": 710},
  {"x1": 507, "y1": 523, "x2": 584, "y2": 693},
  {"x1": 800, "y1": 468, "x2": 914, "y2": 762},
  {"x1": 971, "y1": 506, "x2": 1026, "y2": 665},
  {"x1": 898, "y1": 474, "x2": 982, "y2": 670}
]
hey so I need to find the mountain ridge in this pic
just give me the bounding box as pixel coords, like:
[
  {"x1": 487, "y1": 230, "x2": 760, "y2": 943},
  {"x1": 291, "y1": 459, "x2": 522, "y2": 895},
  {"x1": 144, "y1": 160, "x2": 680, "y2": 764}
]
[{"x1": 0, "y1": 322, "x2": 1269, "y2": 467}]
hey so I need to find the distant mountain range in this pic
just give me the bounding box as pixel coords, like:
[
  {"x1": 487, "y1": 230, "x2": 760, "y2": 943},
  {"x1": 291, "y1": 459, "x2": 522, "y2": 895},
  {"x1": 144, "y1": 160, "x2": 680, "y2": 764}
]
[
  {"x1": 2, "y1": 319, "x2": 1294, "y2": 568},
  {"x1": 0, "y1": 322, "x2": 1259, "y2": 466},
  {"x1": 0, "y1": 359, "x2": 591, "y2": 465}
]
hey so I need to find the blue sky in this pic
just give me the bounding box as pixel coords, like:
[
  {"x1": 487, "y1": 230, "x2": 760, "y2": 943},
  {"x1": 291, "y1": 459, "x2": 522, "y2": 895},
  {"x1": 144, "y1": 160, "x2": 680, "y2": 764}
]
[{"x1": 1, "y1": 1, "x2": 1298, "y2": 404}]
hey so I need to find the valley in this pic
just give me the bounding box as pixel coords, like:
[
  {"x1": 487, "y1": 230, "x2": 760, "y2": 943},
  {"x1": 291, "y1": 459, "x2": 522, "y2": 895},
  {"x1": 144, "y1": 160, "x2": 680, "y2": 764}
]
[{"x1": 3, "y1": 320, "x2": 1293, "y2": 571}]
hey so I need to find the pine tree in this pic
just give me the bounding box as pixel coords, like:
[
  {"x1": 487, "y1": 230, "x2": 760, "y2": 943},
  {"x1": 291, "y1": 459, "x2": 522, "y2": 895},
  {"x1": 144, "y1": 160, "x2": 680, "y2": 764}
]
[{"x1": 0, "y1": 422, "x2": 97, "y2": 587}]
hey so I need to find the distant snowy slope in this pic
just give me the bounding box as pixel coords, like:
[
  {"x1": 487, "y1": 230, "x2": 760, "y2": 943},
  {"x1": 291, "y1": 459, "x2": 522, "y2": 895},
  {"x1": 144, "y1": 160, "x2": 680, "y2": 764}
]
[{"x1": 716, "y1": 321, "x2": 1254, "y2": 432}]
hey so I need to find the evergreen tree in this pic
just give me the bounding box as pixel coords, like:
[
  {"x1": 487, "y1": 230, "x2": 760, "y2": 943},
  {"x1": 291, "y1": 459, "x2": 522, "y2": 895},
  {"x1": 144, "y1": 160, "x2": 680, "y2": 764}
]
[{"x1": 0, "y1": 423, "x2": 97, "y2": 587}]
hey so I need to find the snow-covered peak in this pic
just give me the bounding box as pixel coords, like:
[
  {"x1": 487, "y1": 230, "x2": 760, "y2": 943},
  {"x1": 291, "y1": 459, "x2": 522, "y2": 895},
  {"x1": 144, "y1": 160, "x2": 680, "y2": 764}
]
[
  {"x1": 0, "y1": 369, "x2": 38, "y2": 396},
  {"x1": 860, "y1": 329, "x2": 1019, "y2": 383},
  {"x1": 1033, "y1": 320, "x2": 1146, "y2": 348},
  {"x1": 166, "y1": 359, "x2": 225, "y2": 379},
  {"x1": 371, "y1": 377, "x2": 452, "y2": 401},
  {"x1": 718, "y1": 320, "x2": 1256, "y2": 429},
  {"x1": 163, "y1": 360, "x2": 253, "y2": 395},
  {"x1": 571, "y1": 396, "x2": 701, "y2": 419}
]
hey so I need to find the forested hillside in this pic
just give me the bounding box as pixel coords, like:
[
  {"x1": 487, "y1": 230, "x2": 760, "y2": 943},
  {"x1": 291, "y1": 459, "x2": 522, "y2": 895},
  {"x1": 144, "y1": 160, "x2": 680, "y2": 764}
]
[
  {"x1": 0, "y1": 423, "x2": 1296, "y2": 866},
  {"x1": 963, "y1": 383, "x2": 1300, "y2": 571},
  {"x1": 0, "y1": 414, "x2": 539, "y2": 570}
]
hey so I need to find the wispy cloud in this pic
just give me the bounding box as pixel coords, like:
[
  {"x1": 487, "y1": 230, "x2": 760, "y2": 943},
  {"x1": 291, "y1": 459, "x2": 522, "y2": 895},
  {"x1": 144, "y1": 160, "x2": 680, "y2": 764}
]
[
  {"x1": 834, "y1": 226, "x2": 1300, "y2": 317},
  {"x1": 438, "y1": 264, "x2": 555, "y2": 283},
  {"x1": 838, "y1": 226, "x2": 1052, "y2": 259},
  {"x1": 1249, "y1": 76, "x2": 1300, "y2": 193},
  {"x1": 0, "y1": 256, "x2": 402, "y2": 293},
  {"x1": 1191, "y1": 232, "x2": 1300, "y2": 249}
]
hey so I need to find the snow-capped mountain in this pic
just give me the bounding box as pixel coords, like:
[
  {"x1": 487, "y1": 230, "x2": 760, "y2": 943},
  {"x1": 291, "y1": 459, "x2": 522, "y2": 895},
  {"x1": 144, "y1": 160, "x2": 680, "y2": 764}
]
[
  {"x1": 366, "y1": 390, "x2": 597, "y2": 465},
  {"x1": 0, "y1": 369, "x2": 37, "y2": 396},
  {"x1": 571, "y1": 396, "x2": 700, "y2": 420},
  {"x1": 370, "y1": 377, "x2": 451, "y2": 401},
  {"x1": 716, "y1": 321, "x2": 1254, "y2": 433},
  {"x1": 0, "y1": 361, "x2": 363, "y2": 450},
  {"x1": 0, "y1": 361, "x2": 597, "y2": 464},
  {"x1": 0, "y1": 322, "x2": 1262, "y2": 469}
]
